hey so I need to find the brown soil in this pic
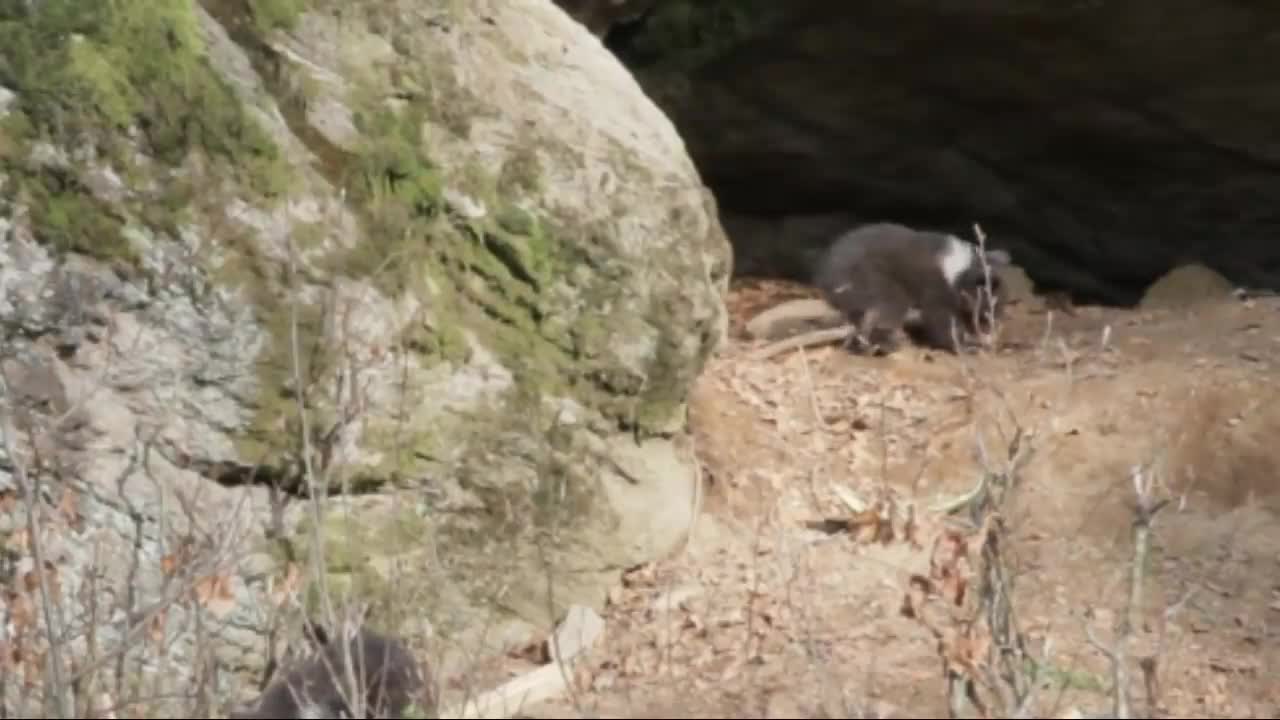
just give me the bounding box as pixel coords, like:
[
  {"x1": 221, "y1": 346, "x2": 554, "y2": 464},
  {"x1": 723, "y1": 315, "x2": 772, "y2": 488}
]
[{"x1": 518, "y1": 277, "x2": 1280, "y2": 719}]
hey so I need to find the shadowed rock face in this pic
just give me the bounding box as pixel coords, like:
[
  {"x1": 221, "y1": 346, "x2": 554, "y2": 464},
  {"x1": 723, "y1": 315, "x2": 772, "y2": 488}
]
[
  {"x1": 552, "y1": 0, "x2": 658, "y2": 37},
  {"x1": 586, "y1": 0, "x2": 1280, "y2": 304}
]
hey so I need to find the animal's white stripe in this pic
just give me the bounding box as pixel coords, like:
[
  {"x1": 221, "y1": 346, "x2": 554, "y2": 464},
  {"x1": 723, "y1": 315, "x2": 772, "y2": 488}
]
[{"x1": 938, "y1": 235, "x2": 975, "y2": 286}]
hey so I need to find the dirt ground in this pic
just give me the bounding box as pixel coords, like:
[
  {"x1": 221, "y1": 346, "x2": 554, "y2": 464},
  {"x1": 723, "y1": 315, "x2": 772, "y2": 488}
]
[{"x1": 512, "y1": 274, "x2": 1280, "y2": 719}]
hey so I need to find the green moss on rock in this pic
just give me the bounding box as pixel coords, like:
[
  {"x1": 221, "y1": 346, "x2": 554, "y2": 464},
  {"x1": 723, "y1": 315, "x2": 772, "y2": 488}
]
[
  {"x1": 20, "y1": 166, "x2": 132, "y2": 264},
  {"x1": 293, "y1": 502, "x2": 439, "y2": 613},
  {"x1": 330, "y1": 99, "x2": 446, "y2": 295},
  {"x1": 497, "y1": 144, "x2": 544, "y2": 197},
  {"x1": 0, "y1": 0, "x2": 290, "y2": 265},
  {"x1": 247, "y1": 0, "x2": 307, "y2": 32}
]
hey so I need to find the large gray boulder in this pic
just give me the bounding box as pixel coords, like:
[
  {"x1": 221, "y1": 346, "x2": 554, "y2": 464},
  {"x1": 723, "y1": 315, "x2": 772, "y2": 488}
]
[{"x1": 0, "y1": 0, "x2": 728, "y2": 714}]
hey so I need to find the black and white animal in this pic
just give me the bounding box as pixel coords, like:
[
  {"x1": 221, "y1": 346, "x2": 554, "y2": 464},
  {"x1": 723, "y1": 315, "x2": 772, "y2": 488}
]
[
  {"x1": 229, "y1": 623, "x2": 432, "y2": 720},
  {"x1": 813, "y1": 222, "x2": 1011, "y2": 354}
]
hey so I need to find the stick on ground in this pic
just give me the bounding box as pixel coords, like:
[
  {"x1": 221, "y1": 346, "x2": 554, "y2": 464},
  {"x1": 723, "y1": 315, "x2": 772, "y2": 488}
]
[{"x1": 749, "y1": 326, "x2": 855, "y2": 361}]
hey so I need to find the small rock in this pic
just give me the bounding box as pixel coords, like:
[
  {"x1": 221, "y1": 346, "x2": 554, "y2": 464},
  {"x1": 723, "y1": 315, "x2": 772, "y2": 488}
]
[
  {"x1": 550, "y1": 604, "x2": 604, "y2": 663},
  {"x1": 1139, "y1": 263, "x2": 1234, "y2": 310}
]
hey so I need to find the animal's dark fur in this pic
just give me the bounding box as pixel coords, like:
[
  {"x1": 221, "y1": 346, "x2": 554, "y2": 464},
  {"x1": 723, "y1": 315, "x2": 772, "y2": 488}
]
[
  {"x1": 814, "y1": 222, "x2": 1009, "y2": 354},
  {"x1": 229, "y1": 624, "x2": 431, "y2": 720}
]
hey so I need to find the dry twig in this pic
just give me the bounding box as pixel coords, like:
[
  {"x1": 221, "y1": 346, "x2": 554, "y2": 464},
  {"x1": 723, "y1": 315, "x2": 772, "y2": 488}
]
[
  {"x1": 1082, "y1": 464, "x2": 1170, "y2": 720},
  {"x1": 749, "y1": 326, "x2": 855, "y2": 361}
]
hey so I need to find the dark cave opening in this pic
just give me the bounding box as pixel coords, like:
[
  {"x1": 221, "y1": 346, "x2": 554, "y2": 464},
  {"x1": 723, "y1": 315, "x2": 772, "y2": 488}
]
[{"x1": 590, "y1": 1, "x2": 1280, "y2": 309}]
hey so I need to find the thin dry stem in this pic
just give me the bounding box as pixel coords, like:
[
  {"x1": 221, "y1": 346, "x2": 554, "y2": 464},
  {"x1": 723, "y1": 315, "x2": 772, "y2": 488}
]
[
  {"x1": 749, "y1": 325, "x2": 855, "y2": 361},
  {"x1": 1082, "y1": 464, "x2": 1170, "y2": 720},
  {"x1": 0, "y1": 371, "x2": 71, "y2": 718}
]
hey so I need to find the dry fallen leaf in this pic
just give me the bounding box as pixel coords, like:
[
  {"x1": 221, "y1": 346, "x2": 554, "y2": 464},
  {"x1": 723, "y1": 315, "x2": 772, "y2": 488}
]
[
  {"x1": 0, "y1": 490, "x2": 17, "y2": 517},
  {"x1": 191, "y1": 573, "x2": 236, "y2": 618},
  {"x1": 21, "y1": 647, "x2": 45, "y2": 689},
  {"x1": 902, "y1": 504, "x2": 923, "y2": 549},
  {"x1": 159, "y1": 553, "x2": 179, "y2": 577},
  {"x1": 901, "y1": 574, "x2": 933, "y2": 620},
  {"x1": 5, "y1": 527, "x2": 29, "y2": 553},
  {"x1": 268, "y1": 562, "x2": 302, "y2": 608},
  {"x1": 22, "y1": 561, "x2": 62, "y2": 602},
  {"x1": 56, "y1": 487, "x2": 84, "y2": 533},
  {"x1": 927, "y1": 530, "x2": 973, "y2": 607},
  {"x1": 6, "y1": 589, "x2": 35, "y2": 633},
  {"x1": 622, "y1": 563, "x2": 657, "y2": 588},
  {"x1": 147, "y1": 608, "x2": 168, "y2": 651},
  {"x1": 848, "y1": 507, "x2": 894, "y2": 544},
  {"x1": 941, "y1": 568, "x2": 968, "y2": 608},
  {"x1": 160, "y1": 539, "x2": 196, "y2": 578},
  {"x1": 945, "y1": 622, "x2": 991, "y2": 679}
]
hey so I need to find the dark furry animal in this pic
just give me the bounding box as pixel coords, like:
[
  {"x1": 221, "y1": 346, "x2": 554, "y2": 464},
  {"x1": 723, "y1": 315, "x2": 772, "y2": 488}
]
[
  {"x1": 814, "y1": 222, "x2": 1011, "y2": 354},
  {"x1": 229, "y1": 624, "x2": 431, "y2": 719}
]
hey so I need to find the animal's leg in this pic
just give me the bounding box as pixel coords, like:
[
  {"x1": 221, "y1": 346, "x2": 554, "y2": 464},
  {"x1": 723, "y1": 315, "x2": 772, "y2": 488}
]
[
  {"x1": 865, "y1": 299, "x2": 911, "y2": 355},
  {"x1": 841, "y1": 306, "x2": 879, "y2": 354},
  {"x1": 959, "y1": 286, "x2": 997, "y2": 336},
  {"x1": 914, "y1": 308, "x2": 966, "y2": 353},
  {"x1": 866, "y1": 327, "x2": 896, "y2": 356}
]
